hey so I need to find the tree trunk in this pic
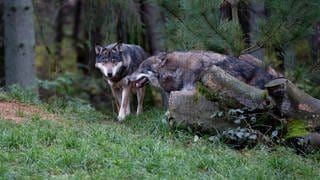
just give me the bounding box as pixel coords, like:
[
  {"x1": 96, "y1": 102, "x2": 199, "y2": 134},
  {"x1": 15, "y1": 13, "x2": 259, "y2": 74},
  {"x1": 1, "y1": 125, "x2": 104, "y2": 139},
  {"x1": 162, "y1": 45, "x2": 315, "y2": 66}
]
[
  {"x1": 72, "y1": 0, "x2": 82, "y2": 48},
  {"x1": 138, "y1": 0, "x2": 165, "y2": 55},
  {"x1": 54, "y1": 0, "x2": 64, "y2": 64},
  {"x1": 88, "y1": 27, "x2": 103, "y2": 70},
  {"x1": 4, "y1": 0, "x2": 37, "y2": 91},
  {"x1": 220, "y1": 0, "x2": 232, "y2": 21},
  {"x1": 226, "y1": 0, "x2": 239, "y2": 22},
  {"x1": 0, "y1": 2, "x2": 4, "y2": 86},
  {"x1": 72, "y1": 0, "x2": 89, "y2": 74},
  {"x1": 248, "y1": 0, "x2": 265, "y2": 60},
  {"x1": 76, "y1": 0, "x2": 104, "y2": 74},
  {"x1": 115, "y1": 6, "x2": 128, "y2": 43},
  {"x1": 238, "y1": 1, "x2": 250, "y2": 46},
  {"x1": 310, "y1": 21, "x2": 320, "y2": 84},
  {"x1": 220, "y1": 0, "x2": 250, "y2": 46},
  {"x1": 310, "y1": 21, "x2": 320, "y2": 64}
]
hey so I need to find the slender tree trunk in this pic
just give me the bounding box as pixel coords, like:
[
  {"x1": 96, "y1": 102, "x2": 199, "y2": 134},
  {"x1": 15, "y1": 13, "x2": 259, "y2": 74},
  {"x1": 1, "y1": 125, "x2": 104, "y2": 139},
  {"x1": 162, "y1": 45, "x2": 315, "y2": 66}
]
[
  {"x1": 115, "y1": 6, "x2": 128, "y2": 43},
  {"x1": 238, "y1": 1, "x2": 250, "y2": 46},
  {"x1": 220, "y1": 0, "x2": 232, "y2": 21},
  {"x1": 220, "y1": 0, "x2": 250, "y2": 46},
  {"x1": 310, "y1": 21, "x2": 320, "y2": 64},
  {"x1": 72, "y1": 0, "x2": 82, "y2": 49},
  {"x1": 310, "y1": 21, "x2": 320, "y2": 84},
  {"x1": 138, "y1": 0, "x2": 165, "y2": 54},
  {"x1": 226, "y1": 0, "x2": 239, "y2": 22},
  {"x1": 0, "y1": 2, "x2": 4, "y2": 86},
  {"x1": 55, "y1": 0, "x2": 64, "y2": 62},
  {"x1": 4, "y1": 0, "x2": 37, "y2": 91},
  {"x1": 72, "y1": 0, "x2": 89, "y2": 74},
  {"x1": 88, "y1": 27, "x2": 103, "y2": 69},
  {"x1": 248, "y1": 0, "x2": 265, "y2": 60}
]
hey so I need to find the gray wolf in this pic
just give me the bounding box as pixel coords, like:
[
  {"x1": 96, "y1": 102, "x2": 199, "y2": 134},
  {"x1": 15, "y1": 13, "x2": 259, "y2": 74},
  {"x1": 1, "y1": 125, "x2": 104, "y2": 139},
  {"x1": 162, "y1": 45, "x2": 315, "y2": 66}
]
[
  {"x1": 95, "y1": 43, "x2": 147, "y2": 121},
  {"x1": 129, "y1": 51, "x2": 275, "y2": 100}
]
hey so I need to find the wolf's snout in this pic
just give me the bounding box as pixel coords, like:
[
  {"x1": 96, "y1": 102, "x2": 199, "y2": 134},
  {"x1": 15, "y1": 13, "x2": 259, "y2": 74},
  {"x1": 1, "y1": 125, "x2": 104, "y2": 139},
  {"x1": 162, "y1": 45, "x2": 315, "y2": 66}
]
[
  {"x1": 135, "y1": 77, "x2": 149, "y2": 88},
  {"x1": 107, "y1": 72, "x2": 113, "y2": 77},
  {"x1": 128, "y1": 74, "x2": 138, "y2": 81}
]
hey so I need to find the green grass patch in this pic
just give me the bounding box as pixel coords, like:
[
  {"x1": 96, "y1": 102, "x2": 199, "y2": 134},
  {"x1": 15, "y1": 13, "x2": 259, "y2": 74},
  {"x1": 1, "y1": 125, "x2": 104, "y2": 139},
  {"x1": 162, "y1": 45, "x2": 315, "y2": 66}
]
[
  {"x1": 0, "y1": 88, "x2": 320, "y2": 179},
  {"x1": 0, "y1": 109, "x2": 320, "y2": 179}
]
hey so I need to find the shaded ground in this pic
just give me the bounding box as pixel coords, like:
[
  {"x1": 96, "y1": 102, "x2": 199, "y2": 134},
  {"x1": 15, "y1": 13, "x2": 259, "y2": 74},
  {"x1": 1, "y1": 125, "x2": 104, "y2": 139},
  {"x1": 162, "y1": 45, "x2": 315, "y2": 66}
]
[{"x1": 0, "y1": 101, "x2": 57, "y2": 123}]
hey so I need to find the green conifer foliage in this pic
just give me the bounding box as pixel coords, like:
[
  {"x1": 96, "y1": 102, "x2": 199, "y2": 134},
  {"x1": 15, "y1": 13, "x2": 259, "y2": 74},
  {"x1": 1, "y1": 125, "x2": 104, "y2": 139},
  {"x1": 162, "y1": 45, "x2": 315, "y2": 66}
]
[
  {"x1": 257, "y1": 0, "x2": 320, "y2": 49},
  {"x1": 159, "y1": 0, "x2": 320, "y2": 59},
  {"x1": 159, "y1": 0, "x2": 245, "y2": 55}
]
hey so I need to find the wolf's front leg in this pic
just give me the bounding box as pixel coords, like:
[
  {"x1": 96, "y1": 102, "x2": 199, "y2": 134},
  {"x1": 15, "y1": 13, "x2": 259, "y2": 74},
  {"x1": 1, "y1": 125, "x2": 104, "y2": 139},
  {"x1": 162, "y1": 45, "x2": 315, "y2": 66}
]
[
  {"x1": 111, "y1": 86, "x2": 122, "y2": 112},
  {"x1": 125, "y1": 101, "x2": 131, "y2": 116},
  {"x1": 118, "y1": 86, "x2": 131, "y2": 121}
]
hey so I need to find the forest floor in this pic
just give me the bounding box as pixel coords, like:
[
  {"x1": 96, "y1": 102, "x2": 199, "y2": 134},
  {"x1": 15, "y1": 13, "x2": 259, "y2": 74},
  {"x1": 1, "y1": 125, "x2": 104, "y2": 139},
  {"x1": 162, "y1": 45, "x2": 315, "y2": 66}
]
[
  {"x1": 0, "y1": 101, "x2": 58, "y2": 123},
  {"x1": 0, "y1": 89, "x2": 320, "y2": 179}
]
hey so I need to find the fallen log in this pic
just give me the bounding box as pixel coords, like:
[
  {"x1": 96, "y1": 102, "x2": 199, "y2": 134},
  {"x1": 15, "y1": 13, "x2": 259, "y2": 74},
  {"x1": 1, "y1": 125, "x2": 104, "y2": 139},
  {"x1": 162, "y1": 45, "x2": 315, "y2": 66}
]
[
  {"x1": 265, "y1": 78, "x2": 320, "y2": 129},
  {"x1": 168, "y1": 65, "x2": 279, "y2": 135},
  {"x1": 168, "y1": 65, "x2": 320, "y2": 141},
  {"x1": 168, "y1": 90, "x2": 236, "y2": 133}
]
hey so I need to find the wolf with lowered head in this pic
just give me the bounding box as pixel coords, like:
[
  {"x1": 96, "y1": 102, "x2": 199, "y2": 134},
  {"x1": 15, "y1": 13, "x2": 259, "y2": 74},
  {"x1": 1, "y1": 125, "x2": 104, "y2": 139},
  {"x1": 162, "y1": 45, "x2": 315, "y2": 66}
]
[{"x1": 129, "y1": 51, "x2": 275, "y2": 103}]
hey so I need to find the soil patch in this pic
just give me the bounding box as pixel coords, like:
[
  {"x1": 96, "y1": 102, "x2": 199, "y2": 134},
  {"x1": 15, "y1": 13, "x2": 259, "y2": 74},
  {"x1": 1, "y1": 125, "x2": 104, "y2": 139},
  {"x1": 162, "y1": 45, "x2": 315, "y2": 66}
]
[{"x1": 0, "y1": 101, "x2": 57, "y2": 123}]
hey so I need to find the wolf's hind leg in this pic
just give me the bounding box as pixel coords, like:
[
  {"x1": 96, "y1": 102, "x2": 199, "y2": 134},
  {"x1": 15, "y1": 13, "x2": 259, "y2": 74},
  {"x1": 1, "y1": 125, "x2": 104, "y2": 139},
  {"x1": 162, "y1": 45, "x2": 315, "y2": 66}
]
[{"x1": 136, "y1": 86, "x2": 145, "y2": 114}]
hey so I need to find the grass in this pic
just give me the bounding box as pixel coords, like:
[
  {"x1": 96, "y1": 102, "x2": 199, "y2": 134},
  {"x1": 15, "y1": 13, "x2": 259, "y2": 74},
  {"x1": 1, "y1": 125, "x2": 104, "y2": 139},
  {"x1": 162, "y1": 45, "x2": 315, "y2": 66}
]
[{"x1": 0, "y1": 87, "x2": 320, "y2": 179}]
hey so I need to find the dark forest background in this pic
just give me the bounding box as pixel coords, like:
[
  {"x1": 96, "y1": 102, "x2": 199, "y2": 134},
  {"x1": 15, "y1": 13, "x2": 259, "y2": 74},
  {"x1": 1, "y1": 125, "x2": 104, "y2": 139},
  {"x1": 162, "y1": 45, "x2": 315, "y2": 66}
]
[{"x1": 1, "y1": 0, "x2": 320, "y2": 113}]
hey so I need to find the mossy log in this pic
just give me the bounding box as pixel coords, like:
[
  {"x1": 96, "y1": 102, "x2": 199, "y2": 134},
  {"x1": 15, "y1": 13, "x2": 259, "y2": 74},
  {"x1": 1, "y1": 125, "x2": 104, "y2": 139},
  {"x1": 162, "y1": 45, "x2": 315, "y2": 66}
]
[
  {"x1": 168, "y1": 91, "x2": 236, "y2": 133},
  {"x1": 168, "y1": 65, "x2": 320, "y2": 136},
  {"x1": 201, "y1": 65, "x2": 271, "y2": 109},
  {"x1": 168, "y1": 65, "x2": 276, "y2": 134}
]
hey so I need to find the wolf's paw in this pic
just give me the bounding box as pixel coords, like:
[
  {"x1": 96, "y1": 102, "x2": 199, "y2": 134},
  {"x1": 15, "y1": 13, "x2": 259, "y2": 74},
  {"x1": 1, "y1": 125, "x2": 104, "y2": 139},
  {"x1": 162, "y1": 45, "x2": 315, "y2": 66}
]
[{"x1": 117, "y1": 114, "x2": 126, "y2": 122}]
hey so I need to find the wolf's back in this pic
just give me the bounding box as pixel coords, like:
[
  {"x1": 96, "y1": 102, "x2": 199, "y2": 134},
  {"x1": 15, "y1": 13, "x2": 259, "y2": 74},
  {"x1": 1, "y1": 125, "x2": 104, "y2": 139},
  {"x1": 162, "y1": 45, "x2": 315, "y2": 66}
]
[
  {"x1": 122, "y1": 44, "x2": 148, "y2": 64},
  {"x1": 107, "y1": 43, "x2": 148, "y2": 74},
  {"x1": 123, "y1": 44, "x2": 148, "y2": 74}
]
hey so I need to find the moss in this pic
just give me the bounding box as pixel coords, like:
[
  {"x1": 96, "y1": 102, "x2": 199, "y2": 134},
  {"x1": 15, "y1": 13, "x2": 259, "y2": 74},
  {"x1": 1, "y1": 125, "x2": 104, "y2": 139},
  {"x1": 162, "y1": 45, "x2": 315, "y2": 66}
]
[
  {"x1": 260, "y1": 91, "x2": 268, "y2": 99},
  {"x1": 285, "y1": 119, "x2": 310, "y2": 139},
  {"x1": 196, "y1": 83, "x2": 221, "y2": 102}
]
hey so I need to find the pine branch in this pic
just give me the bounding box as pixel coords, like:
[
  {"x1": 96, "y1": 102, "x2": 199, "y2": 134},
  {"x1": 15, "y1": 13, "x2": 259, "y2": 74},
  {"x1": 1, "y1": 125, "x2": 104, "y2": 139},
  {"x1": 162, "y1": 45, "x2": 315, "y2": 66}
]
[
  {"x1": 161, "y1": 3, "x2": 198, "y2": 37},
  {"x1": 241, "y1": 45, "x2": 263, "y2": 54},
  {"x1": 200, "y1": 12, "x2": 229, "y2": 46}
]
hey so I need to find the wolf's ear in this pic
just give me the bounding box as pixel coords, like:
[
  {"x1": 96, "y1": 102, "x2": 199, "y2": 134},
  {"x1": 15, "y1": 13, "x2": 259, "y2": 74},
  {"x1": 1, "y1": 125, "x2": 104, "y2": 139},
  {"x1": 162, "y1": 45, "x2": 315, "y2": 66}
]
[
  {"x1": 113, "y1": 42, "x2": 123, "y2": 52},
  {"x1": 95, "y1": 45, "x2": 103, "y2": 55},
  {"x1": 101, "y1": 47, "x2": 109, "y2": 55},
  {"x1": 158, "y1": 52, "x2": 168, "y2": 67}
]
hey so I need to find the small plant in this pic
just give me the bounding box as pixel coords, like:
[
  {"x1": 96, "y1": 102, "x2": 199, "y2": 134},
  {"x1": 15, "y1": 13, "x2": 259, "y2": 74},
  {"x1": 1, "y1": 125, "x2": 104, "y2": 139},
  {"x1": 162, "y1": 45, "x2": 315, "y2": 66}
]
[
  {"x1": 229, "y1": 107, "x2": 261, "y2": 125},
  {"x1": 221, "y1": 127, "x2": 259, "y2": 149},
  {"x1": 0, "y1": 85, "x2": 39, "y2": 104},
  {"x1": 210, "y1": 110, "x2": 224, "y2": 118},
  {"x1": 15, "y1": 108, "x2": 25, "y2": 117}
]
